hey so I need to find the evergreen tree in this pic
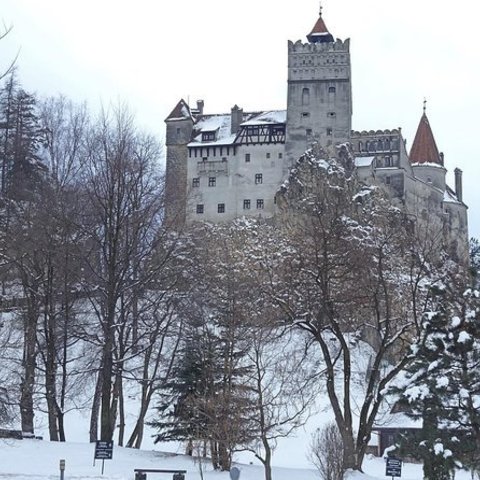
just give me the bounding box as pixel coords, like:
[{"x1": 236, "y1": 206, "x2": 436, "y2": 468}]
[{"x1": 392, "y1": 284, "x2": 480, "y2": 479}]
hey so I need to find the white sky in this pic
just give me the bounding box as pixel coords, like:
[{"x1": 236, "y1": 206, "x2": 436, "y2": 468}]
[{"x1": 1, "y1": 0, "x2": 479, "y2": 238}]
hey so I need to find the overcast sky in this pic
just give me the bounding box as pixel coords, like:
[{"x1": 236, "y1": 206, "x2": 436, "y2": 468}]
[{"x1": 1, "y1": 0, "x2": 479, "y2": 238}]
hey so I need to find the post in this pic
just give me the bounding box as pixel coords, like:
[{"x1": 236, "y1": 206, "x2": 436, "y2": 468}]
[{"x1": 59, "y1": 459, "x2": 65, "y2": 480}]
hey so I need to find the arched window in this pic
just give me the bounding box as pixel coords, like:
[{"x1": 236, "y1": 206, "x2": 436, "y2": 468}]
[
  {"x1": 329, "y1": 86, "x2": 336, "y2": 94},
  {"x1": 302, "y1": 88, "x2": 310, "y2": 106},
  {"x1": 358, "y1": 141, "x2": 363, "y2": 152},
  {"x1": 385, "y1": 139, "x2": 390, "y2": 150},
  {"x1": 369, "y1": 141, "x2": 375, "y2": 152},
  {"x1": 377, "y1": 139, "x2": 384, "y2": 151}
]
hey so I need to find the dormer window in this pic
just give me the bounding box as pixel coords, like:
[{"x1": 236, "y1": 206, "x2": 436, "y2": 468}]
[{"x1": 202, "y1": 131, "x2": 216, "y2": 142}]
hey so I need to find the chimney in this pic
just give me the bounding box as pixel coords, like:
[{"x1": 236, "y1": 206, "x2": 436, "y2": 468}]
[
  {"x1": 231, "y1": 105, "x2": 243, "y2": 134},
  {"x1": 454, "y1": 168, "x2": 463, "y2": 202},
  {"x1": 196, "y1": 100, "x2": 204, "y2": 115}
]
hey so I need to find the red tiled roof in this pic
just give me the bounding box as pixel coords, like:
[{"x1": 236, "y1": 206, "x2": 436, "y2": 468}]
[
  {"x1": 409, "y1": 113, "x2": 442, "y2": 165},
  {"x1": 308, "y1": 16, "x2": 330, "y2": 36}
]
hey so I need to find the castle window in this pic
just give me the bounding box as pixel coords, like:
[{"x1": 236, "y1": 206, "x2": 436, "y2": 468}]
[
  {"x1": 358, "y1": 141, "x2": 363, "y2": 151},
  {"x1": 385, "y1": 176, "x2": 391, "y2": 185},
  {"x1": 255, "y1": 173, "x2": 263, "y2": 184},
  {"x1": 217, "y1": 203, "x2": 225, "y2": 213},
  {"x1": 266, "y1": 152, "x2": 271, "y2": 159},
  {"x1": 302, "y1": 88, "x2": 310, "y2": 106},
  {"x1": 385, "y1": 139, "x2": 390, "y2": 150},
  {"x1": 192, "y1": 177, "x2": 200, "y2": 187},
  {"x1": 306, "y1": 128, "x2": 312, "y2": 136},
  {"x1": 378, "y1": 140, "x2": 384, "y2": 151},
  {"x1": 176, "y1": 128, "x2": 181, "y2": 139},
  {"x1": 202, "y1": 157, "x2": 207, "y2": 161},
  {"x1": 196, "y1": 204, "x2": 204, "y2": 214},
  {"x1": 302, "y1": 112, "x2": 310, "y2": 118},
  {"x1": 328, "y1": 112, "x2": 336, "y2": 118},
  {"x1": 202, "y1": 131, "x2": 216, "y2": 142},
  {"x1": 329, "y1": 86, "x2": 336, "y2": 93},
  {"x1": 327, "y1": 128, "x2": 333, "y2": 136},
  {"x1": 222, "y1": 157, "x2": 227, "y2": 162},
  {"x1": 278, "y1": 152, "x2": 283, "y2": 159},
  {"x1": 385, "y1": 156, "x2": 392, "y2": 167},
  {"x1": 369, "y1": 142, "x2": 375, "y2": 152},
  {"x1": 245, "y1": 153, "x2": 251, "y2": 163},
  {"x1": 257, "y1": 199, "x2": 264, "y2": 209},
  {"x1": 243, "y1": 199, "x2": 251, "y2": 210},
  {"x1": 208, "y1": 177, "x2": 216, "y2": 187}
]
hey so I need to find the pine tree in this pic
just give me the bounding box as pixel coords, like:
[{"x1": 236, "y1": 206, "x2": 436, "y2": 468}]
[{"x1": 392, "y1": 284, "x2": 480, "y2": 479}]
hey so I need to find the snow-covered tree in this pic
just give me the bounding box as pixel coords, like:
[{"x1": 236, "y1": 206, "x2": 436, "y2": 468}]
[
  {"x1": 250, "y1": 144, "x2": 455, "y2": 472},
  {"x1": 391, "y1": 284, "x2": 480, "y2": 479}
]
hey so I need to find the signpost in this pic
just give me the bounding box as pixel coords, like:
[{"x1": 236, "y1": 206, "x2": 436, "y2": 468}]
[
  {"x1": 59, "y1": 459, "x2": 65, "y2": 480},
  {"x1": 94, "y1": 440, "x2": 114, "y2": 475},
  {"x1": 385, "y1": 457, "x2": 402, "y2": 479}
]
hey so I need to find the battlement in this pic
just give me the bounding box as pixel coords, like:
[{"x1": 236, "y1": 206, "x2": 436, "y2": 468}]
[
  {"x1": 352, "y1": 128, "x2": 401, "y2": 137},
  {"x1": 288, "y1": 38, "x2": 350, "y2": 54}
]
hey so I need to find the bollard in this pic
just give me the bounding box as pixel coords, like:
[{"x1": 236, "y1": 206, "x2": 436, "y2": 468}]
[{"x1": 59, "y1": 459, "x2": 65, "y2": 480}]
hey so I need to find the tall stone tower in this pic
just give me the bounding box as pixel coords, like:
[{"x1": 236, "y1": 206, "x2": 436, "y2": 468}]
[
  {"x1": 164, "y1": 99, "x2": 194, "y2": 226},
  {"x1": 285, "y1": 8, "x2": 352, "y2": 164}
]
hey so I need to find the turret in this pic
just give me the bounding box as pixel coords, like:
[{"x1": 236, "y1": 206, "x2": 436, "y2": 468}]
[
  {"x1": 409, "y1": 104, "x2": 446, "y2": 192},
  {"x1": 165, "y1": 99, "x2": 194, "y2": 226}
]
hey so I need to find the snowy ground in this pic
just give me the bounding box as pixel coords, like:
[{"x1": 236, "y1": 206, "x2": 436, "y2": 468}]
[{"x1": 0, "y1": 438, "x2": 475, "y2": 480}]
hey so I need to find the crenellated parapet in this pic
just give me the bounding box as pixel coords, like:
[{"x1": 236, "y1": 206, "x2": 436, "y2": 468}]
[{"x1": 288, "y1": 38, "x2": 350, "y2": 53}]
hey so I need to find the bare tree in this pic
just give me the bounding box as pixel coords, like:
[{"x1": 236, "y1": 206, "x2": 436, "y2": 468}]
[
  {"x1": 255, "y1": 145, "x2": 452, "y2": 471},
  {"x1": 79, "y1": 105, "x2": 167, "y2": 442},
  {"x1": 308, "y1": 422, "x2": 344, "y2": 480}
]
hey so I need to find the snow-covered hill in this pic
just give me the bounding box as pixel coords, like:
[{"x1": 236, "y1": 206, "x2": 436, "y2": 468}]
[{"x1": 0, "y1": 438, "x2": 474, "y2": 480}]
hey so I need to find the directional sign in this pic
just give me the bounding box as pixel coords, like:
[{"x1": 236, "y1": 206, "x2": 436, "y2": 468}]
[
  {"x1": 95, "y1": 440, "x2": 114, "y2": 460},
  {"x1": 386, "y1": 457, "x2": 402, "y2": 477}
]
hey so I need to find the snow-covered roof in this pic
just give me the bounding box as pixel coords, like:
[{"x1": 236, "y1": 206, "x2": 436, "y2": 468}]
[
  {"x1": 354, "y1": 156, "x2": 375, "y2": 168},
  {"x1": 188, "y1": 114, "x2": 237, "y2": 147},
  {"x1": 188, "y1": 110, "x2": 287, "y2": 147},
  {"x1": 443, "y1": 186, "x2": 460, "y2": 204},
  {"x1": 411, "y1": 161, "x2": 446, "y2": 169},
  {"x1": 240, "y1": 110, "x2": 286, "y2": 126}
]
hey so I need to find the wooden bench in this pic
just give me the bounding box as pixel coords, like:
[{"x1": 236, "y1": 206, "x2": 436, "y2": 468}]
[{"x1": 134, "y1": 469, "x2": 187, "y2": 480}]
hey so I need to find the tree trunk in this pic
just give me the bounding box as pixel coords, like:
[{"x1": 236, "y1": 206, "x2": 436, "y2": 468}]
[
  {"x1": 89, "y1": 369, "x2": 103, "y2": 442},
  {"x1": 20, "y1": 302, "x2": 38, "y2": 436}
]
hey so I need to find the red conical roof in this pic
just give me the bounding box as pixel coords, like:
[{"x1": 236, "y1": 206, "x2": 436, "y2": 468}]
[
  {"x1": 307, "y1": 12, "x2": 334, "y2": 43},
  {"x1": 409, "y1": 113, "x2": 442, "y2": 165}
]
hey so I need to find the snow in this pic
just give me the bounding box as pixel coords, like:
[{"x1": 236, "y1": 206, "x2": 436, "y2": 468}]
[
  {"x1": 0, "y1": 439, "x2": 475, "y2": 480},
  {"x1": 458, "y1": 331, "x2": 471, "y2": 343},
  {"x1": 240, "y1": 110, "x2": 286, "y2": 126},
  {"x1": 188, "y1": 114, "x2": 237, "y2": 146},
  {"x1": 354, "y1": 156, "x2": 375, "y2": 167},
  {"x1": 443, "y1": 188, "x2": 460, "y2": 203}
]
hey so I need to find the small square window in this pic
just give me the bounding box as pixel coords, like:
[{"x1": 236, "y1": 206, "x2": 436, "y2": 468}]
[
  {"x1": 278, "y1": 152, "x2": 283, "y2": 159},
  {"x1": 385, "y1": 176, "x2": 391, "y2": 185},
  {"x1": 208, "y1": 177, "x2": 216, "y2": 187},
  {"x1": 202, "y1": 157, "x2": 208, "y2": 161},
  {"x1": 306, "y1": 129, "x2": 312, "y2": 136},
  {"x1": 255, "y1": 173, "x2": 263, "y2": 184},
  {"x1": 256, "y1": 199, "x2": 264, "y2": 209},
  {"x1": 328, "y1": 112, "x2": 336, "y2": 118},
  {"x1": 266, "y1": 152, "x2": 271, "y2": 159},
  {"x1": 245, "y1": 153, "x2": 251, "y2": 163},
  {"x1": 196, "y1": 204, "x2": 204, "y2": 214},
  {"x1": 243, "y1": 199, "x2": 251, "y2": 210},
  {"x1": 192, "y1": 177, "x2": 200, "y2": 187},
  {"x1": 222, "y1": 157, "x2": 227, "y2": 162},
  {"x1": 302, "y1": 112, "x2": 310, "y2": 118},
  {"x1": 328, "y1": 86, "x2": 336, "y2": 93},
  {"x1": 327, "y1": 128, "x2": 333, "y2": 136},
  {"x1": 217, "y1": 203, "x2": 225, "y2": 213}
]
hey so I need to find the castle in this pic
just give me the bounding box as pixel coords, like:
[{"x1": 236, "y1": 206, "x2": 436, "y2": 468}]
[{"x1": 164, "y1": 9, "x2": 468, "y2": 261}]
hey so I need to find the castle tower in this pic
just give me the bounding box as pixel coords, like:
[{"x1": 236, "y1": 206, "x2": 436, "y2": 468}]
[
  {"x1": 165, "y1": 99, "x2": 194, "y2": 226},
  {"x1": 409, "y1": 105, "x2": 446, "y2": 192},
  {"x1": 285, "y1": 7, "x2": 352, "y2": 164}
]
